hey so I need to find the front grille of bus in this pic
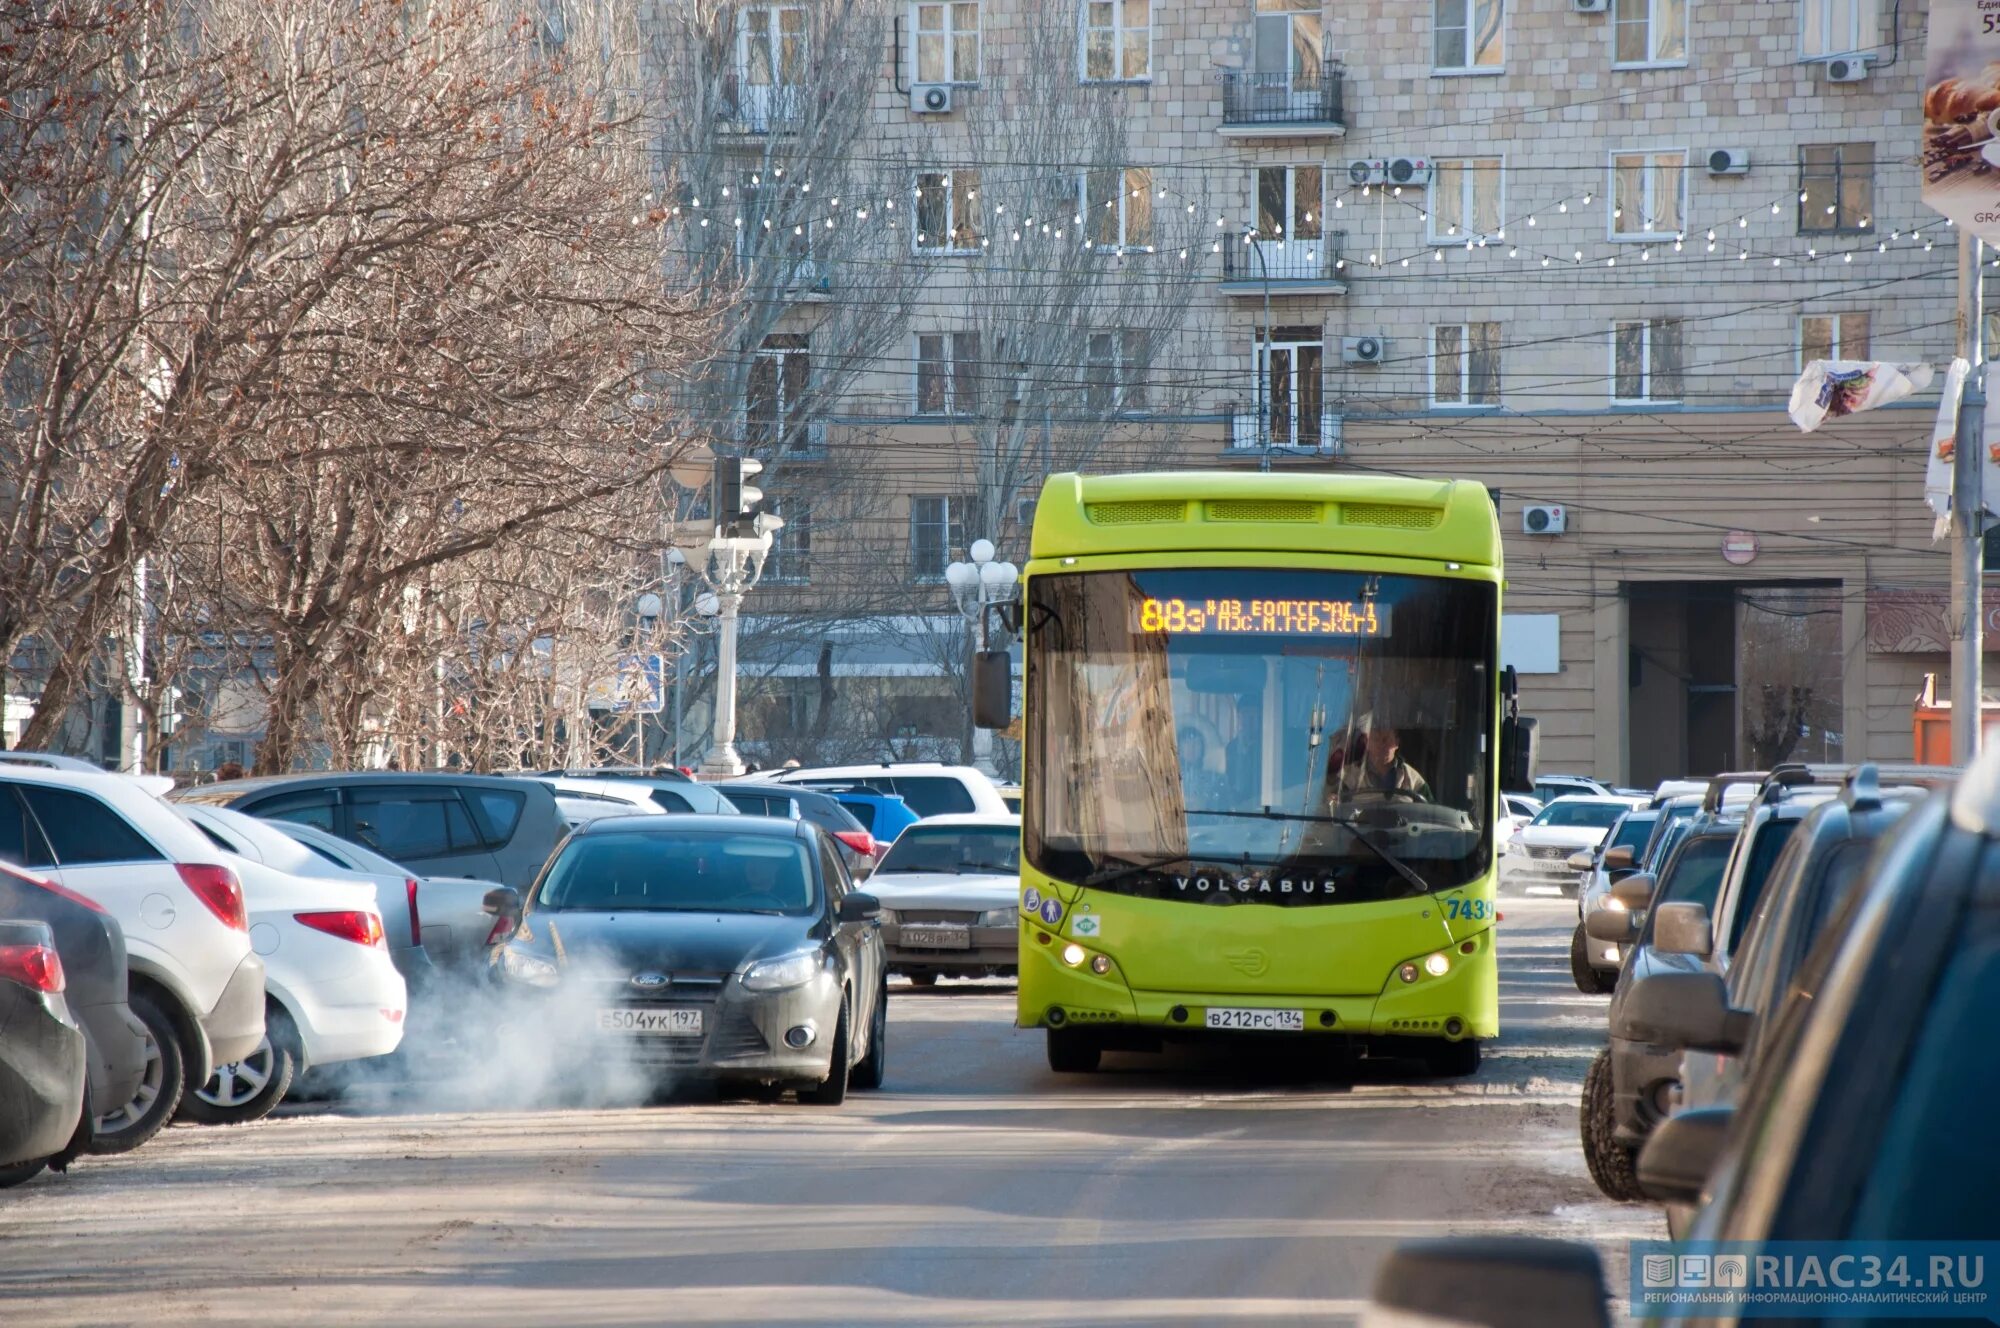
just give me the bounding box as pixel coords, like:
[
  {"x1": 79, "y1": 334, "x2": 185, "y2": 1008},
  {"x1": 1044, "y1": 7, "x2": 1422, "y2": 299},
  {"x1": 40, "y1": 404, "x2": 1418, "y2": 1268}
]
[
  {"x1": 1206, "y1": 499, "x2": 1322, "y2": 523},
  {"x1": 1341, "y1": 504, "x2": 1442, "y2": 530},
  {"x1": 1087, "y1": 500, "x2": 1186, "y2": 525}
]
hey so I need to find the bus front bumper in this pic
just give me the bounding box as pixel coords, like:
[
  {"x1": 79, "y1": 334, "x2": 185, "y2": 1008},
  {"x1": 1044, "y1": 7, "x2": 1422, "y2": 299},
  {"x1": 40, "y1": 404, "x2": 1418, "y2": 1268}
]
[{"x1": 1016, "y1": 930, "x2": 1498, "y2": 1042}]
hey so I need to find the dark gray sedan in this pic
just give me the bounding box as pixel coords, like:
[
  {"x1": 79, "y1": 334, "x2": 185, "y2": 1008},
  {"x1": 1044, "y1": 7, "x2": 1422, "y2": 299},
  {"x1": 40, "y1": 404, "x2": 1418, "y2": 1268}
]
[{"x1": 484, "y1": 816, "x2": 886, "y2": 1105}]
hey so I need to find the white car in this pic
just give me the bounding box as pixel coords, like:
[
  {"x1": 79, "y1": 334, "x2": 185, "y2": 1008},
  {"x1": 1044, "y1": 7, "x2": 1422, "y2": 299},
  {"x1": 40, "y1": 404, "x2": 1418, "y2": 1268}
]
[
  {"x1": 862, "y1": 814, "x2": 1021, "y2": 985},
  {"x1": 0, "y1": 769, "x2": 264, "y2": 1152},
  {"x1": 173, "y1": 806, "x2": 406, "y2": 1123},
  {"x1": 1498, "y1": 795, "x2": 1648, "y2": 896},
  {"x1": 267, "y1": 819, "x2": 500, "y2": 977},
  {"x1": 1499, "y1": 793, "x2": 1543, "y2": 845},
  {"x1": 754, "y1": 763, "x2": 1013, "y2": 819},
  {"x1": 531, "y1": 776, "x2": 671, "y2": 830}
]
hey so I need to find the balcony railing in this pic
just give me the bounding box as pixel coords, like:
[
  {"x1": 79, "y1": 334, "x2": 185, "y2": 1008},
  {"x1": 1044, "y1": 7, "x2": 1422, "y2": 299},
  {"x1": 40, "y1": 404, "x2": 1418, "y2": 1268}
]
[
  {"x1": 1219, "y1": 233, "x2": 1346, "y2": 290},
  {"x1": 720, "y1": 79, "x2": 806, "y2": 134},
  {"x1": 1229, "y1": 408, "x2": 1343, "y2": 456},
  {"x1": 1220, "y1": 58, "x2": 1346, "y2": 132}
]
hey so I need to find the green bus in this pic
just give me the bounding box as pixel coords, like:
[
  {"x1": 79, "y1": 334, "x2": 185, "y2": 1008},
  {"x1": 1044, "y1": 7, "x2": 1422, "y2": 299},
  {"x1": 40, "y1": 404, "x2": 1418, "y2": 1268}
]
[{"x1": 981, "y1": 471, "x2": 1535, "y2": 1076}]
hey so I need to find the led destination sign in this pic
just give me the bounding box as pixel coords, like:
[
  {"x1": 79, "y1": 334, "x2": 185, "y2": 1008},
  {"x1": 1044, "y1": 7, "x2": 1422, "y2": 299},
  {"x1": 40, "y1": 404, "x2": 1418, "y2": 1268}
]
[{"x1": 1136, "y1": 596, "x2": 1391, "y2": 637}]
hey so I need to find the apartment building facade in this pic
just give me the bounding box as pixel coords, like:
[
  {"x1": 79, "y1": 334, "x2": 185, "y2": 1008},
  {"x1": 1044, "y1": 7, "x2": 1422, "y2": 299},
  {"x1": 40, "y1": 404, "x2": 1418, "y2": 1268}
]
[{"x1": 660, "y1": 0, "x2": 1970, "y2": 781}]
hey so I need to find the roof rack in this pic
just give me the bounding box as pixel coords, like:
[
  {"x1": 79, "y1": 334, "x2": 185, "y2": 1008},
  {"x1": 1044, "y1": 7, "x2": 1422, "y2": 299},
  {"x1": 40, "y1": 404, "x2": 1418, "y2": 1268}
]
[{"x1": 1701, "y1": 771, "x2": 1772, "y2": 813}]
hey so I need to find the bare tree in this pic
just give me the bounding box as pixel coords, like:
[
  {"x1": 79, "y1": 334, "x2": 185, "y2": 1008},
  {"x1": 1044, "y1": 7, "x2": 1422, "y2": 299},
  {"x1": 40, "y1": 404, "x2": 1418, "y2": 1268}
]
[{"x1": 1739, "y1": 587, "x2": 1845, "y2": 767}]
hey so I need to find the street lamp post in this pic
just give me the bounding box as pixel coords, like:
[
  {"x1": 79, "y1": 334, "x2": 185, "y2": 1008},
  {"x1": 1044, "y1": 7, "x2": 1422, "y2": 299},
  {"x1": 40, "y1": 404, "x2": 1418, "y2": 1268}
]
[
  {"x1": 945, "y1": 538, "x2": 1019, "y2": 777},
  {"x1": 1244, "y1": 226, "x2": 1274, "y2": 473},
  {"x1": 695, "y1": 535, "x2": 774, "y2": 778}
]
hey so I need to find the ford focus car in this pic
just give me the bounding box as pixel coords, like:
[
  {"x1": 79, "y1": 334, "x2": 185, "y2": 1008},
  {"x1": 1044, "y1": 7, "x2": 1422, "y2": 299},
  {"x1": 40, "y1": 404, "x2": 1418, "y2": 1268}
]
[{"x1": 484, "y1": 816, "x2": 886, "y2": 1105}]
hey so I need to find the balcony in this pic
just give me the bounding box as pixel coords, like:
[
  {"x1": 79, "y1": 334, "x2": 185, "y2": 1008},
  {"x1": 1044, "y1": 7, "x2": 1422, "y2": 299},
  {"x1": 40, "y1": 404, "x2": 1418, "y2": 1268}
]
[
  {"x1": 1219, "y1": 233, "x2": 1348, "y2": 298},
  {"x1": 718, "y1": 79, "x2": 805, "y2": 136},
  {"x1": 1219, "y1": 59, "x2": 1346, "y2": 138},
  {"x1": 1228, "y1": 409, "x2": 1343, "y2": 457}
]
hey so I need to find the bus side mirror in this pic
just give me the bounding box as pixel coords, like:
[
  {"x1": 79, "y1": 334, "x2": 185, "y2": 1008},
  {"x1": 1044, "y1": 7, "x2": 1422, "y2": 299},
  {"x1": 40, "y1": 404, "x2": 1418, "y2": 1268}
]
[
  {"x1": 972, "y1": 650, "x2": 1011, "y2": 730},
  {"x1": 1499, "y1": 715, "x2": 1539, "y2": 794}
]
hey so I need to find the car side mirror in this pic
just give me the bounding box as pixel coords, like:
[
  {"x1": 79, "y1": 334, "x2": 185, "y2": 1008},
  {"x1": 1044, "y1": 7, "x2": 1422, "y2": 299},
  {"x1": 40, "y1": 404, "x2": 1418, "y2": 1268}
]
[
  {"x1": 1607, "y1": 873, "x2": 1655, "y2": 911},
  {"x1": 1636, "y1": 1106, "x2": 1734, "y2": 1206},
  {"x1": 1365, "y1": 1237, "x2": 1611, "y2": 1328},
  {"x1": 1602, "y1": 845, "x2": 1634, "y2": 871},
  {"x1": 1566, "y1": 850, "x2": 1596, "y2": 872},
  {"x1": 1585, "y1": 908, "x2": 1639, "y2": 944},
  {"x1": 1651, "y1": 901, "x2": 1714, "y2": 959},
  {"x1": 1620, "y1": 970, "x2": 1750, "y2": 1053},
  {"x1": 972, "y1": 650, "x2": 1011, "y2": 730},
  {"x1": 837, "y1": 892, "x2": 880, "y2": 923},
  {"x1": 481, "y1": 886, "x2": 523, "y2": 945}
]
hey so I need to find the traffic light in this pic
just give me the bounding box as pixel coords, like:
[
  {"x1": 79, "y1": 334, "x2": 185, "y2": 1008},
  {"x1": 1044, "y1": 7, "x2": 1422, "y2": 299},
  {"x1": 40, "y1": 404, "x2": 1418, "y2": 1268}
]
[{"x1": 711, "y1": 456, "x2": 785, "y2": 541}]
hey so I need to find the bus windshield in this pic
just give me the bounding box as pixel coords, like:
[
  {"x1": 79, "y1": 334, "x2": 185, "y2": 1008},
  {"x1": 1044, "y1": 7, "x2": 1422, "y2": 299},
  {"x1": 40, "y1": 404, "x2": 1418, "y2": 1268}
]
[{"x1": 1024, "y1": 567, "x2": 1497, "y2": 905}]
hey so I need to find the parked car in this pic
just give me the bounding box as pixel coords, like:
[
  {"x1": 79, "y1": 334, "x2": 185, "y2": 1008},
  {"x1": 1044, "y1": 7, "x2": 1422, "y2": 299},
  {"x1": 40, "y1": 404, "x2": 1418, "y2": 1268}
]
[
  {"x1": 862, "y1": 814, "x2": 1022, "y2": 984},
  {"x1": 533, "y1": 777, "x2": 671, "y2": 830},
  {"x1": 756, "y1": 762, "x2": 1013, "y2": 819},
  {"x1": 171, "y1": 773, "x2": 567, "y2": 890},
  {"x1": 819, "y1": 787, "x2": 919, "y2": 845},
  {"x1": 1648, "y1": 778, "x2": 1708, "y2": 806},
  {"x1": 1499, "y1": 793, "x2": 1543, "y2": 845},
  {"x1": 0, "y1": 864, "x2": 146, "y2": 1184},
  {"x1": 171, "y1": 806, "x2": 405, "y2": 1124},
  {"x1": 1498, "y1": 795, "x2": 1645, "y2": 896},
  {"x1": 995, "y1": 785, "x2": 1022, "y2": 816},
  {"x1": 715, "y1": 783, "x2": 881, "y2": 877},
  {"x1": 483, "y1": 816, "x2": 886, "y2": 1104},
  {"x1": 0, "y1": 920, "x2": 86, "y2": 1186},
  {"x1": 1652, "y1": 767, "x2": 1925, "y2": 1234},
  {"x1": 263, "y1": 820, "x2": 498, "y2": 978},
  {"x1": 1567, "y1": 808, "x2": 1658, "y2": 992},
  {"x1": 1532, "y1": 774, "x2": 1614, "y2": 804},
  {"x1": 527, "y1": 771, "x2": 737, "y2": 816},
  {"x1": 1362, "y1": 752, "x2": 1998, "y2": 1328},
  {"x1": 534, "y1": 765, "x2": 692, "y2": 784},
  {"x1": 0, "y1": 769, "x2": 263, "y2": 1153}
]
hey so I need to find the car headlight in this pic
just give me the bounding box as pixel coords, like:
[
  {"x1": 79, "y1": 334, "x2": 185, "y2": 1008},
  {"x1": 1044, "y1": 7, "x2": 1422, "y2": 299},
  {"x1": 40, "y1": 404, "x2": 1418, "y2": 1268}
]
[
  {"x1": 499, "y1": 946, "x2": 558, "y2": 988},
  {"x1": 1603, "y1": 896, "x2": 1628, "y2": 912},
  {"x1": 876, "y1": 906, "x2": 899, "y2": 926},
  {"x1": 977, "y1": 907, "x2": 1017, "y2": 928},
  {"x1": 741, "y1": 949, "x2": 822, "y2": 992}
]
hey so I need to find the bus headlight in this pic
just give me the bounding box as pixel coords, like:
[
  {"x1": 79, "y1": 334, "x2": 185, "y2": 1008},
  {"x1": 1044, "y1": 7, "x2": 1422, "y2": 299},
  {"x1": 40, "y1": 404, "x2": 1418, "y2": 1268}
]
[
  {"x1": 1423, "y1": 952, "x2": 1451, "y2": 978},
  {"x1": 1089, "y1": 955, "x2": 1111, "y2": 975},
  {"x1": 1061, "y1": 943, "x2": 1086, "y2": 967},
  {"x1": 1398, "y1": 962, "x2": 1420, "y2": 984}
]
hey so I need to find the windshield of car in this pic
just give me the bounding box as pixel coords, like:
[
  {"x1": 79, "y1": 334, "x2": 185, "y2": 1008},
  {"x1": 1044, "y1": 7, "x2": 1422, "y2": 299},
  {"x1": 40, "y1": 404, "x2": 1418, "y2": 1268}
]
[
  {"x1": 1656, "y1": 835, "x2": 1735, "y2": 911},
  {"x1": 877, "y1": 825, "x2": 1020, "y2": 876},
  {"x1": 1024, "y1": 567, "x2": 1495, "y2": 905},
  {"x1": 535, "y1": 831, "x2": 816, "y2": 915},
  {"x1": 1532, "y1": 801, "x2": 1629, "y2": 830}
]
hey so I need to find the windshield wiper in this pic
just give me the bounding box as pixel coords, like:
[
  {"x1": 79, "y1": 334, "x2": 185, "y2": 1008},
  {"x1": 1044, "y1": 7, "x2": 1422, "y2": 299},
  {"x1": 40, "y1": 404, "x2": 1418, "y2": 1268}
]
[
  {"x1": 1077, "y1": 854, "x2": 1217, "y2": 891},
  {"x1": 1181, "y1": 807, "x2": 1433, "y2": 897}
]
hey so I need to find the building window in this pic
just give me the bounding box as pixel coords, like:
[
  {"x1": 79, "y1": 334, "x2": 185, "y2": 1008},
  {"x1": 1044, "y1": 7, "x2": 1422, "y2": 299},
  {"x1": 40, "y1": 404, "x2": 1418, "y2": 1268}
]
[
  {"x1": 1429, "y1": 158, "x2": 1503, "y2": 242},
  {"x1": 1800, "y1": 312, "x2": 1871, "y2": 367},
  {"x1": 913, "y1": 1, "x2": 979, "y2": 84},
  {"x1": 1985, "y1": 524, "x2": 2000, "y2": 573},
  {"x1": 1085, "y1": 330, "x2": 1151, "y2": 413},
  {"x1": 763, "y1": 500, "x2": 812, "y2": 582},
  {"x1": 1434, "y1": 0, "x2": 1504, "y2": 72},
  {"x1": 1799, "y1": 144, "x2": 1873, "y2": 234},
  {"x1": 1083, "y1": 167, "x2": 1154, "y2": 252},
  {"x1": 747, "y1": 334, "x2": 812, "y2": 450},
  {"x1": 1082, "y1": 0, "x2": 1150, "y2": 82},
  {"x1": 1802, "y1": 0, "x2": 1872, "y2": 58},
  {"x1": 1613, "y1": 0, "x2": 1686, "y2": 67},
  {"x1": 1610, "y1": 149, "x2": 1687, "y2": 239},
  {"x1": 914, "y1": 170, "x2": 982, "y2": 253},
  {"x1": 910, "y1": 495, "x2": 971, "y2": 580},
  {"x1": 1250, "y1": 326, "x2": 1324, "y2": 449},
  {"x1": 1612, "y1": 318, "x2": 1685, "y2": 404},
  {"x1": 915, "y1": 331, "x2": 980, "y2": 416},
  {"x1": 1432, "y1": 323, "x2": 1502, "y2": 407},
  {"x1": 733, "y1": 4, "x2": 808, "y2": 127},
  {"x1": 1253, "y1": 0, "x2": 1323, "y2": 89}
]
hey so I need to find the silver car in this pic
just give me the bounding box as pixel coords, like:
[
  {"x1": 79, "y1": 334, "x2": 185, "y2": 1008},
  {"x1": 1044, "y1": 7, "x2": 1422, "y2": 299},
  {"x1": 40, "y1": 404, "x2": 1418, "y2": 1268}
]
[{"x1": 865, "y1": 814, "x2": 1021, "y2": 985}]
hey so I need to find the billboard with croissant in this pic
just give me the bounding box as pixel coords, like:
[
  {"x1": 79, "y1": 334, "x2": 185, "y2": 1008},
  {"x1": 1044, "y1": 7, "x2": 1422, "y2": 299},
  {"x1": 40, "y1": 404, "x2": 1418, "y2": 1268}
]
[{"x1": 1924, "y1": 2, "x2": 2000, "y2": 243}]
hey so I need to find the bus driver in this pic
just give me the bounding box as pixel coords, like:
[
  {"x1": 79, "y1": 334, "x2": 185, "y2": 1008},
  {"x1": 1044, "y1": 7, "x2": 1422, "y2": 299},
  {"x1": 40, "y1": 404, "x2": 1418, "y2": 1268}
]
[{"x1": 1330, "y1": 716, "x2": 1431, "y2": 804}]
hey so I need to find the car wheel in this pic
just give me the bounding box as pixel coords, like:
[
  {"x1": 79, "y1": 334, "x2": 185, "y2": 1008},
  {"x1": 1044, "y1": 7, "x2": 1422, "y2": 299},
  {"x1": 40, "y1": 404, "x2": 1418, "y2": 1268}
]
[
  {"x1": 1423, "y1": 1038, "x2": 1481, "y2": 1078},
  {"x1": 178, "y1": 1013, "x2": 297, "y2": 1126},
  {"x1": 90, "y1": 989, "x2": 186, "y2": 1155},
  {"x1": 850, "y1": 980, "x2": 887, "y2": 1091},
  {"x1": 798, "y1": 998, "x2": 851, "y2": 1106},
  {"x1": 1581, "y1": 1046, "x2": 1645, "y2": 1201},
  {"x1": 1046, "y1": 1028, "x2": 1101, "y2": 1073},
  {"x1": 1571, "y1": 924, "x2": 1618, "y2": 995},
  {"x1": 0, "y1": 1158, "x2": 47, "y2": 1188}
]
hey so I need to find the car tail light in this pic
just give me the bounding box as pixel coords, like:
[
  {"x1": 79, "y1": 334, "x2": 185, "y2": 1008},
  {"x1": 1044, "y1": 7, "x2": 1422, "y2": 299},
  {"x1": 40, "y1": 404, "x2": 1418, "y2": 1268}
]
[
  {"x1": 4, "y1": 865, "x2": 109, "y2": 914},
  {"x1": 0, "y1": 942, "x2": 64, "y2": 993},
  {"x1": 832, "y1": 829, "x2": 877, "y2": 859},
  {"x1": 484, "y1": 914, "x2": 516, "y2": 946},
  {"x1": 295, "y1": 910, "x2": 386, "y2": 948},
  {"x1": 177, "y1": 863, "x2": 247, "y2": 931},
  {"x1": 405, "y1": 878, "x2": 422, "y2": 945}
]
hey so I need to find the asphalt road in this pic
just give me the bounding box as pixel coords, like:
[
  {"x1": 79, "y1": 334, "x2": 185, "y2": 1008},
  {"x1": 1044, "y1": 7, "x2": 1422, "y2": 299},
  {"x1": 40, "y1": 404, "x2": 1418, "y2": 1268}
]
[{"x1": 0, "y1": 894, "x2": 1660, "y2": 1327}]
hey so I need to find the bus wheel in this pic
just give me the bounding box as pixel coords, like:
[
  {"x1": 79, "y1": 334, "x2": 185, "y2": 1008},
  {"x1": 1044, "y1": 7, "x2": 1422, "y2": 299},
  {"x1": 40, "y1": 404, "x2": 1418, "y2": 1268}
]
[
  {"x1": 1423, "y1": 1038, "x2": 1480, "y2": 1078},
  {"x1": 1046, "y1": 1029, "x2": 1101, "y2": 1073}
]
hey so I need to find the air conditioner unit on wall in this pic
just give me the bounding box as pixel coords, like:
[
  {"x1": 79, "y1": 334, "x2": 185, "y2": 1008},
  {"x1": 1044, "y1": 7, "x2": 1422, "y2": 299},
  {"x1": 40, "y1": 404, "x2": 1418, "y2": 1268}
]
[
  {"x1": 911, "y1": 83, "x2": 953, "y2": 113},
  {"x1": 1343, "y1": 335, "x2": 1388, "y2": 365},
  {"x1": 1823, "y1": 55, "x2": 1872, "y2": 83},
  {"x1": 1386, "y1": 157, "x2": 1432, "y2": 187},
  {"x1": 1572, "y1": 0, "x2": 1609, "y2": 12},
  {"x1": 1348, "y1": 159, "x2": 1387, "y2": 186},
  {"x1": 1707, "y1": 148, "x2": 1751, "y2": 175},
  {"x1": 1524, "y1": 505, "x2": 1567, "y2": 535}
]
